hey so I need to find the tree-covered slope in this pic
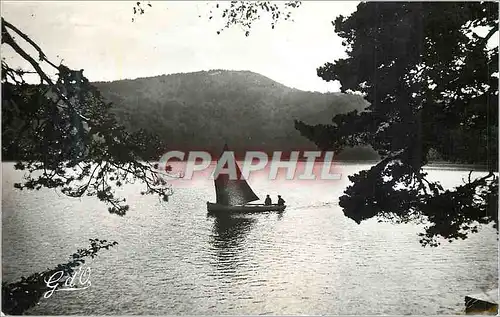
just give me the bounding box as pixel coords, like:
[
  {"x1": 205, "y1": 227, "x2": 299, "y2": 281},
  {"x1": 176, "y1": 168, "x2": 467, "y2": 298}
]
[{"x1": 94, "y1": 70, "x2": 378, "y2": 160}]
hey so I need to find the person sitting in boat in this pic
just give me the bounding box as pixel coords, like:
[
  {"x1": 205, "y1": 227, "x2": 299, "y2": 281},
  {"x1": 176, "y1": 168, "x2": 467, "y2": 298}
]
[
  {"x1": 277, "y1": 195, "x2": 285, "y2": 206},
  {"x1": 264, "y1": 195, "x2": 272, "y2": 205}
]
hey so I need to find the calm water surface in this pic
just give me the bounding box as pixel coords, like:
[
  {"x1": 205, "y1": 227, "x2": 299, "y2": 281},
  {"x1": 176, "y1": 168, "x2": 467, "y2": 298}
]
[{"x1": 2, "y1": 163, "x2": 498, "y2": 315}]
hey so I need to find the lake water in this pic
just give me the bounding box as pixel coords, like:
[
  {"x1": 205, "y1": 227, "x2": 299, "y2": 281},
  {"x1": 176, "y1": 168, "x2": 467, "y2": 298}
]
[{"x1": 2, "y1": 163, "x2": 498, "y2": 315}]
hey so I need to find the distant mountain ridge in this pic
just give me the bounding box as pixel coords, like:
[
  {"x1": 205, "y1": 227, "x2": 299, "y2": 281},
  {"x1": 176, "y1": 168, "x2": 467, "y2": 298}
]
[{"x1": 94, "y1": 70, "x2": 379, "y2": 160}]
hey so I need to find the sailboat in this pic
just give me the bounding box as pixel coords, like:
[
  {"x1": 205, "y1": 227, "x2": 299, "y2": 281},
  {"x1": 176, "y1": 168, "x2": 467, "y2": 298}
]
[{"x1": 206, "y1": 145, "x2": 286, "y2": 214}]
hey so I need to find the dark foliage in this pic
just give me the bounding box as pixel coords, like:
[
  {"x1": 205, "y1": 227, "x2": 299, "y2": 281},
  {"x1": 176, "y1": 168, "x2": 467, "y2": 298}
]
[
  {"x1": 2, "y1": 239, "x2": 118, "y2": 315},
  {"x1": 2, "y1": 18, "x2": 174, "y2": 215},
  {"x1": 295, "y1": 2, "x2": 499, "y2": 246},
  {"x1": 131, "y1": 1, "x2": 152, "y2": 21},
  {"x1": 207, "y1": 1, "x2": 301, "y2": 36},
  {"x1": 133, "y1": 1, "x2": 301, "y2": 36}
]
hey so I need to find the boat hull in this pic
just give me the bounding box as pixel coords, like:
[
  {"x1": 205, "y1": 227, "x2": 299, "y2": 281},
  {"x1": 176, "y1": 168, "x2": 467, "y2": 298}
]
[{"x1": 207, "y1": 202, "x2": 286, "y2": 214}]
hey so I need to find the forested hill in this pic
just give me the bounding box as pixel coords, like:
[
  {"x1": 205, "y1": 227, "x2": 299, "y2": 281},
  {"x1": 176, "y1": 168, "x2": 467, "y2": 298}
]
[{"x1": 94, "y1": 70, "x2": 379, "y2": 160}]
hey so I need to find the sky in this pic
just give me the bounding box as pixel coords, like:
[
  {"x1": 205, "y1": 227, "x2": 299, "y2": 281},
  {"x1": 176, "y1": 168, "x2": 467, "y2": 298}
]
[{"x1": 2, "y1": 1, "x2": 360, "y2": 93}]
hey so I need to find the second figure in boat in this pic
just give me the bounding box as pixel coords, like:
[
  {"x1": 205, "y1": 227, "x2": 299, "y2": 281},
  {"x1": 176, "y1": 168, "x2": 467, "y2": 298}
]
[{"x1": 277, "y1": 195, "x2": 285, "y2": 206}]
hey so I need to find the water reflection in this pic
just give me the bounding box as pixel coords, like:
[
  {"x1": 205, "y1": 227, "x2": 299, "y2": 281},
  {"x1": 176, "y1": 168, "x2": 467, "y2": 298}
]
[
  {"x1": 276, "y1": 210, "x2": 285, "y2": 221},
  {"x1": 208, "y1": 213, "x2": 257, "y2": 249},
  {"x1": 207, "y1": 213, "x2": 257, "y2": 275}
]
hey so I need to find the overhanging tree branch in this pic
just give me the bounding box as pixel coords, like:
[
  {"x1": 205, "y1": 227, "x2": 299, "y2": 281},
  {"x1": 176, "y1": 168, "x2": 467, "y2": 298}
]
[{"x1": 2, "y1": 19, "x2": 173, "y2": 215}]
